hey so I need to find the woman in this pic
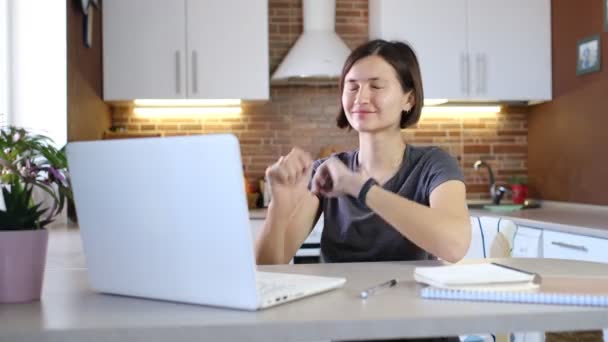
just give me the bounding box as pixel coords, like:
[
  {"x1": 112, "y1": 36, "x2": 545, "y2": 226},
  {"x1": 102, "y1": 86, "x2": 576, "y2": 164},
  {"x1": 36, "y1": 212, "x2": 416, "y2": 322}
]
[{"x1": 256, "y1": 39, "x2": 471, "y2": 266}]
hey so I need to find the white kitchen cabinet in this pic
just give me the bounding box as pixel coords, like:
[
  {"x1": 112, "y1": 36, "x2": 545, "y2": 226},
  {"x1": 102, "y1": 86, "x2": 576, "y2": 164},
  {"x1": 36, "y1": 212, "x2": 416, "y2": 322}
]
[
  {"x1": 462, "y1": 218, "x2": 500, "y2": 342},
  {"x1": 477, "y1": 216, "x2": 500, "y2": 258},
  {"x1": 369, "y1": 0, "x2": 551, "y2": 102},
  {"x1": 512, "y1": 226, "x2": 543, "y2": 258},
  {"x1": 464, "y1": 216, "x2": 486, "y2": 259},
  {"x1": 511, "y1": 225, "x2": 544, "y2": 342},
  {"x1": 465, "y1": 216, "x2": 499, "y2": 259},
  {"x1": 467, "y1": 0, "x2": 551, "y2": 101},
  {"x1": 543, "y1": 230, "x2": 608, "y2": 264},
  {"x1": 369, "y1": 0, "x2": 468, "y2": 100},
  {"x1": 465, "y1": 216, "x2": 523, "y2": 259},
  {"x1": 103, "y1": 0, "x2": 268, "y2": 101},
  {"x1": 186, "y1": 0, "x2": 268, "y2": 100},
  {"x1": 103, "y1": 0, "x2": 186, "y2": 100},
  {"x1": 512, "y1": 332, "x2": 545, "y2": 342}
]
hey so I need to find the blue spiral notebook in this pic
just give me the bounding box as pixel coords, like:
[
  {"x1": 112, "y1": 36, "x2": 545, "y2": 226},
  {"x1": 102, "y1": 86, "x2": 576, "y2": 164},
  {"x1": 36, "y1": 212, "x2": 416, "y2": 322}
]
[
  {"x1": 416, "y1": 264, "x2": 608, "y2": 307},
  {"x1": 420, "y1": 285, "x2": 608, "y2": 307}
]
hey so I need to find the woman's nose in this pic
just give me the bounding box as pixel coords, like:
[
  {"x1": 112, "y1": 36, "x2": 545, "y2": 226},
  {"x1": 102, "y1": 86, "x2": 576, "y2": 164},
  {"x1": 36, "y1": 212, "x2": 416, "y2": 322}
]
[{"x1": 354, "y1": 86, "x2": 370, "y2": 104}]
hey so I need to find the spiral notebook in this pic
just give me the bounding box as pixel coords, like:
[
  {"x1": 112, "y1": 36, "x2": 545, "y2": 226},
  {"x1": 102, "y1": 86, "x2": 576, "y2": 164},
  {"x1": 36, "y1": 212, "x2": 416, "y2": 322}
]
[{"x1": 416, "y1": 264, "x2": 608, "y2": 307}]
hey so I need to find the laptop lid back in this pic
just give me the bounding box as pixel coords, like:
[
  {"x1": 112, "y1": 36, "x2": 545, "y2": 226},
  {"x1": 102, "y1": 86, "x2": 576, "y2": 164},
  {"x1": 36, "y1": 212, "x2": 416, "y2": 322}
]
[{"x1": 67, "y1": 134, "x2": 259, "y2": 309}]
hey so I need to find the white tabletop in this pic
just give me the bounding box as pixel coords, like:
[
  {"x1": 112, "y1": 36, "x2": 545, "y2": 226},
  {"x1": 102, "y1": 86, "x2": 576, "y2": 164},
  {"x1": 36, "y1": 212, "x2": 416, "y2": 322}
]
[{"x1": 2, "y1": 230, "x2": 608, "y2": 342}]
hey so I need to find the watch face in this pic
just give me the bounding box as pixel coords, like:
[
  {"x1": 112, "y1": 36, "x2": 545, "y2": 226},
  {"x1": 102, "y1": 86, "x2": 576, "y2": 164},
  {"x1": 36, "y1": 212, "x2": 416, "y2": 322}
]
[{"x1": 81, "y1": 0, "x2": 90, "y2": 15}]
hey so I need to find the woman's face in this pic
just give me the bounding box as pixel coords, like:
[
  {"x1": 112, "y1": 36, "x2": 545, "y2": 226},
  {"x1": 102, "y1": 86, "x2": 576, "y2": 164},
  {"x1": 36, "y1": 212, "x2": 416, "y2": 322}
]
[{"x1": 341, "y1": 55, "x2": 413, "y2": 133}]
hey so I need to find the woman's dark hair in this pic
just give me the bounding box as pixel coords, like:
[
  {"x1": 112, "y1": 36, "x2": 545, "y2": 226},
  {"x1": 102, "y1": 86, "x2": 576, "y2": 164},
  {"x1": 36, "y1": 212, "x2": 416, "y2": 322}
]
[{"x1": 336, "y1": 39, "x2": 424, "y2": 129}]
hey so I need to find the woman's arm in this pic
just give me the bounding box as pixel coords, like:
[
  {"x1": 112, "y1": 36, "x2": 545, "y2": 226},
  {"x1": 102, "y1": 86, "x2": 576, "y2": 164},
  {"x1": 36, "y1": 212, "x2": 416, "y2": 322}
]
[
  {"x1": 255, "y1": 147, "x2": 322, "y2": 265},
  {"x1": 312, "y1": 157, "x2": 471, "y2": 263},
  {"x1": 255, "y1": 192, "x2": 320, "y2": 265},
  {"x1": 363, "y1": 180, "x2": 471, "y2": 263}
]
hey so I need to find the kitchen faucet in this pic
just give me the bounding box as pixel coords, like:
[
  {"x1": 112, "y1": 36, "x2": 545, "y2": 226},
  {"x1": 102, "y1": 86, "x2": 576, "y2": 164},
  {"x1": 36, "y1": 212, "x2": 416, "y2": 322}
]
[{"x1": 473, "y1": 160, "x2": 509, "y2": 205}]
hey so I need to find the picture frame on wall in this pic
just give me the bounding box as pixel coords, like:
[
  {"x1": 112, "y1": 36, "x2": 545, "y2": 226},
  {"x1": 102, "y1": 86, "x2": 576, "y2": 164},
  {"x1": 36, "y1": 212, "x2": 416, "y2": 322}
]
[{"x1": 576, "y1": 35, "x2": 601, "y2": 75}]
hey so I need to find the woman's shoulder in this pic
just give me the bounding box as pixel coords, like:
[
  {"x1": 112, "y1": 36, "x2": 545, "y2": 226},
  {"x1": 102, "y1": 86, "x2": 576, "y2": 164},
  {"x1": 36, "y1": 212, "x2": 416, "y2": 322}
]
[
  {"x1": 407, "y1": 145, "x2": 459, "y2": 172},
  {"x1": 409, "y1": 144, "x2": 453, "y2": 160}
]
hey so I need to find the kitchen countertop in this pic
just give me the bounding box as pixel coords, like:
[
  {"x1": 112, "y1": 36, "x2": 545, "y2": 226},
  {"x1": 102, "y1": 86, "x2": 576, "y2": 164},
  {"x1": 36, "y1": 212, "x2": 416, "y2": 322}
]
[
  {"x1": 249, "y1": 208, "x2": 267, "y2": 219},
  {"x1": 251, "y1": 201, "x2": 608, "y2": 239},
  {"x1": 469, "y1": 201, "x2": 608, "y2": 239}
]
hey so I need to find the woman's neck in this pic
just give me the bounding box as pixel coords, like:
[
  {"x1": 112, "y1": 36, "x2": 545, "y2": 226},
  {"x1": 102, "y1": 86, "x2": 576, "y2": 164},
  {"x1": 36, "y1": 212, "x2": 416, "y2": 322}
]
[{"x1": 357, "y1": 131, "x2": 406, "y2": 178}]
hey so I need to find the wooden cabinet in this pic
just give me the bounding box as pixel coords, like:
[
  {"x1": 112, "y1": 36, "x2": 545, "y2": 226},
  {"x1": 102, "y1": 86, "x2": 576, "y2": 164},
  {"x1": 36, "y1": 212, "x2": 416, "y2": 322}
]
[
  {"x1": 369, "y1": 0, "x2": 551, "y2": 102},
  {"x1": 103, "y1": 0, "x2": 269, "y2": 101}
]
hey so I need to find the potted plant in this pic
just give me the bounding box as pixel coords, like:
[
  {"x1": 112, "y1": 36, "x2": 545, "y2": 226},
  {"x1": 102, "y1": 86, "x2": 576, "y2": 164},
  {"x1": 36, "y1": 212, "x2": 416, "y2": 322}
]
[
  {"x1": 0, "y1": 127, "x2": 72, "y2": 303},
  {"x1": 508, "y1": 175, "x2": 528, "y2": 205}
]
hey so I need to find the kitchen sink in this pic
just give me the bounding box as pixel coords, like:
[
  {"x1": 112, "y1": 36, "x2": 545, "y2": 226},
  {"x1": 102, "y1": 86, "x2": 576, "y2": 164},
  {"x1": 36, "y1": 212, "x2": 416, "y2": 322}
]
[
  {"x1": 467, "y1": 203, "x2": 491, "y2": 210},
  {"x1": 467, "y1": 201, "x2": 541, "y2": 212},
  {"x1": 468, "y1": 203, "x2": 523, "y2": 212}
]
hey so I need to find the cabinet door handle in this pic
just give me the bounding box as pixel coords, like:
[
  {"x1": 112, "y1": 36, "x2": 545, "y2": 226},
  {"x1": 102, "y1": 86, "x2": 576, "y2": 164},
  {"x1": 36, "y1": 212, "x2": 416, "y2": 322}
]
[
  {"x1": 462, "y1": 53, "x2": 471, "y2": 95},
  {"x1": 175, "y1": 51, "x2": 181, "y2": 94},
  {"x1": 551, "y1": 241, "x2": 589, "y2": 252},
  {"x1": 460, "y1": 53, "x2": 467, "y2": 95},
  {"x1": 481, "y1": 54, "x2": 487, "y2": 94},
  {"x1": 191, "y1": 50, "x2": 198, "y2": 94},
  {"x1": 475, "y1": 53, "x2": 482, "y2": 95}
]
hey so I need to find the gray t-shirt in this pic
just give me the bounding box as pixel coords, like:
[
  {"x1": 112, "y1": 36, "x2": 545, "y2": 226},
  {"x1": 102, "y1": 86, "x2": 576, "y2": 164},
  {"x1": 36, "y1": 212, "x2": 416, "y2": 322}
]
[{"x1": 310, "y1": 144, "x2": 464, "y2": 263}]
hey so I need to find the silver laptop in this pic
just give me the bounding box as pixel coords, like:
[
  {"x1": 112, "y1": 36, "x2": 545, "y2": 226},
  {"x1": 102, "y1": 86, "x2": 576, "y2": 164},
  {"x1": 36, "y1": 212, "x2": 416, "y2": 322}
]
[{"x1": 66, "y1": 134, "x2": 345, "y2": 310}]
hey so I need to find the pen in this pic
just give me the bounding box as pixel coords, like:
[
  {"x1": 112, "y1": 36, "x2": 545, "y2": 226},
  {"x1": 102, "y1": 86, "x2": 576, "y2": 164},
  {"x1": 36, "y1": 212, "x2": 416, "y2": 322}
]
[{"x1": 359, "y1": 279, "x2": 397, "y2": 299}]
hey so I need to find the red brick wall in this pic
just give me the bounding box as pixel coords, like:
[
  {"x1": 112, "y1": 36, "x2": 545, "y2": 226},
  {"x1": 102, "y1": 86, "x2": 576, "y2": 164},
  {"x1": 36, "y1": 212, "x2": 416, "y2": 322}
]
[{"x1": 110, "y1": 0, "x2": 528, "y2": 200}]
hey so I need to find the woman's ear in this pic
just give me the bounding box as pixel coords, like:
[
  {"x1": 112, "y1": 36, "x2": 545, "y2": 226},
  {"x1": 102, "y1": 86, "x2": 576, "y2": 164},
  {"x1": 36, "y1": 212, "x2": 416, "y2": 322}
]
[{"x1": 402, "y1": 91, "x2": 415, "y2": 112}]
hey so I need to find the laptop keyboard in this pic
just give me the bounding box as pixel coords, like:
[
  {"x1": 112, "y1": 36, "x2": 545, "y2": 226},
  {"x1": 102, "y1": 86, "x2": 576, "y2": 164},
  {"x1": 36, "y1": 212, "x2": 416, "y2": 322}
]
[
  {"x1": 255, "y1": 271, "x2": 343, "y2": 306},
  {"x1": 256, "y1": 271, "x2": 304, "y2": 298}
]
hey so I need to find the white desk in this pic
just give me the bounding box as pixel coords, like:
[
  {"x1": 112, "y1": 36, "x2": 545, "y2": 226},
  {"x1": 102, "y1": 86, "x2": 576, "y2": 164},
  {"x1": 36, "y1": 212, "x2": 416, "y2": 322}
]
[{"x1": 1, "y1": 231, "x2": 608, "y2": 341}]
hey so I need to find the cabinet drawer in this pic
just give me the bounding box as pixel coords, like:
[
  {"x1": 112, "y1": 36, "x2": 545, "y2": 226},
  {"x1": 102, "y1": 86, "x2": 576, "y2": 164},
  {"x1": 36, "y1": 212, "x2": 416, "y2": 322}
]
[
  {"x1": 512, "y1": 226, "x2": 542, "y2": 258},
  {"x1": 543, "y1": 230, "x2": 608, "y2": 263}
]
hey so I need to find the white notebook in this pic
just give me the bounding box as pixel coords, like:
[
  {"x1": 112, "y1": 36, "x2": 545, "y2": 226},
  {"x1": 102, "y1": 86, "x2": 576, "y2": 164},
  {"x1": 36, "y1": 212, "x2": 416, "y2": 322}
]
[{"x1": 414, "y1": 263, "x2": 539, "y2": 292}]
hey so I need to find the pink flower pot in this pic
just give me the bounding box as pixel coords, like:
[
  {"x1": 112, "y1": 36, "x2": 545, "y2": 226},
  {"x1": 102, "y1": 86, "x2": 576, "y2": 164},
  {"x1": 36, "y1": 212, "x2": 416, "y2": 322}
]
[{"x1": 0, "y1": 229, "x2": 48, "y2": 303}]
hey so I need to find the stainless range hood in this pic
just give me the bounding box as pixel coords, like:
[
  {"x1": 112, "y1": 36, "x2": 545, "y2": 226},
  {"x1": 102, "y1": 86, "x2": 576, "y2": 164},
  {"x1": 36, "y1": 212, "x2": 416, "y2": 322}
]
[{"x1": 271, "y1": 0, "x2": 351, "y2": 81}]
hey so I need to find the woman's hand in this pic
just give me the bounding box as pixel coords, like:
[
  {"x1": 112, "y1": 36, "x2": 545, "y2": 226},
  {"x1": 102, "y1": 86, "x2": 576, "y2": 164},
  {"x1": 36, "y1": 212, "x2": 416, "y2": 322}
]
[
  {"x1": 311, "y1": 157, "x2": 368, "y2": 198},
  {"x1": 265, "y1": 147, "x2": 314, "y2": 210}
]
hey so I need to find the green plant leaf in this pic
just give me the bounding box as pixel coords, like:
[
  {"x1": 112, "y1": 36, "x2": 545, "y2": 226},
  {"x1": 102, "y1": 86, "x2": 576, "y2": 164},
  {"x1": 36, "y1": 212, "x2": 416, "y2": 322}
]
[{"x1": 0, "y1": 126, "x2": 71, "y2": 230}]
